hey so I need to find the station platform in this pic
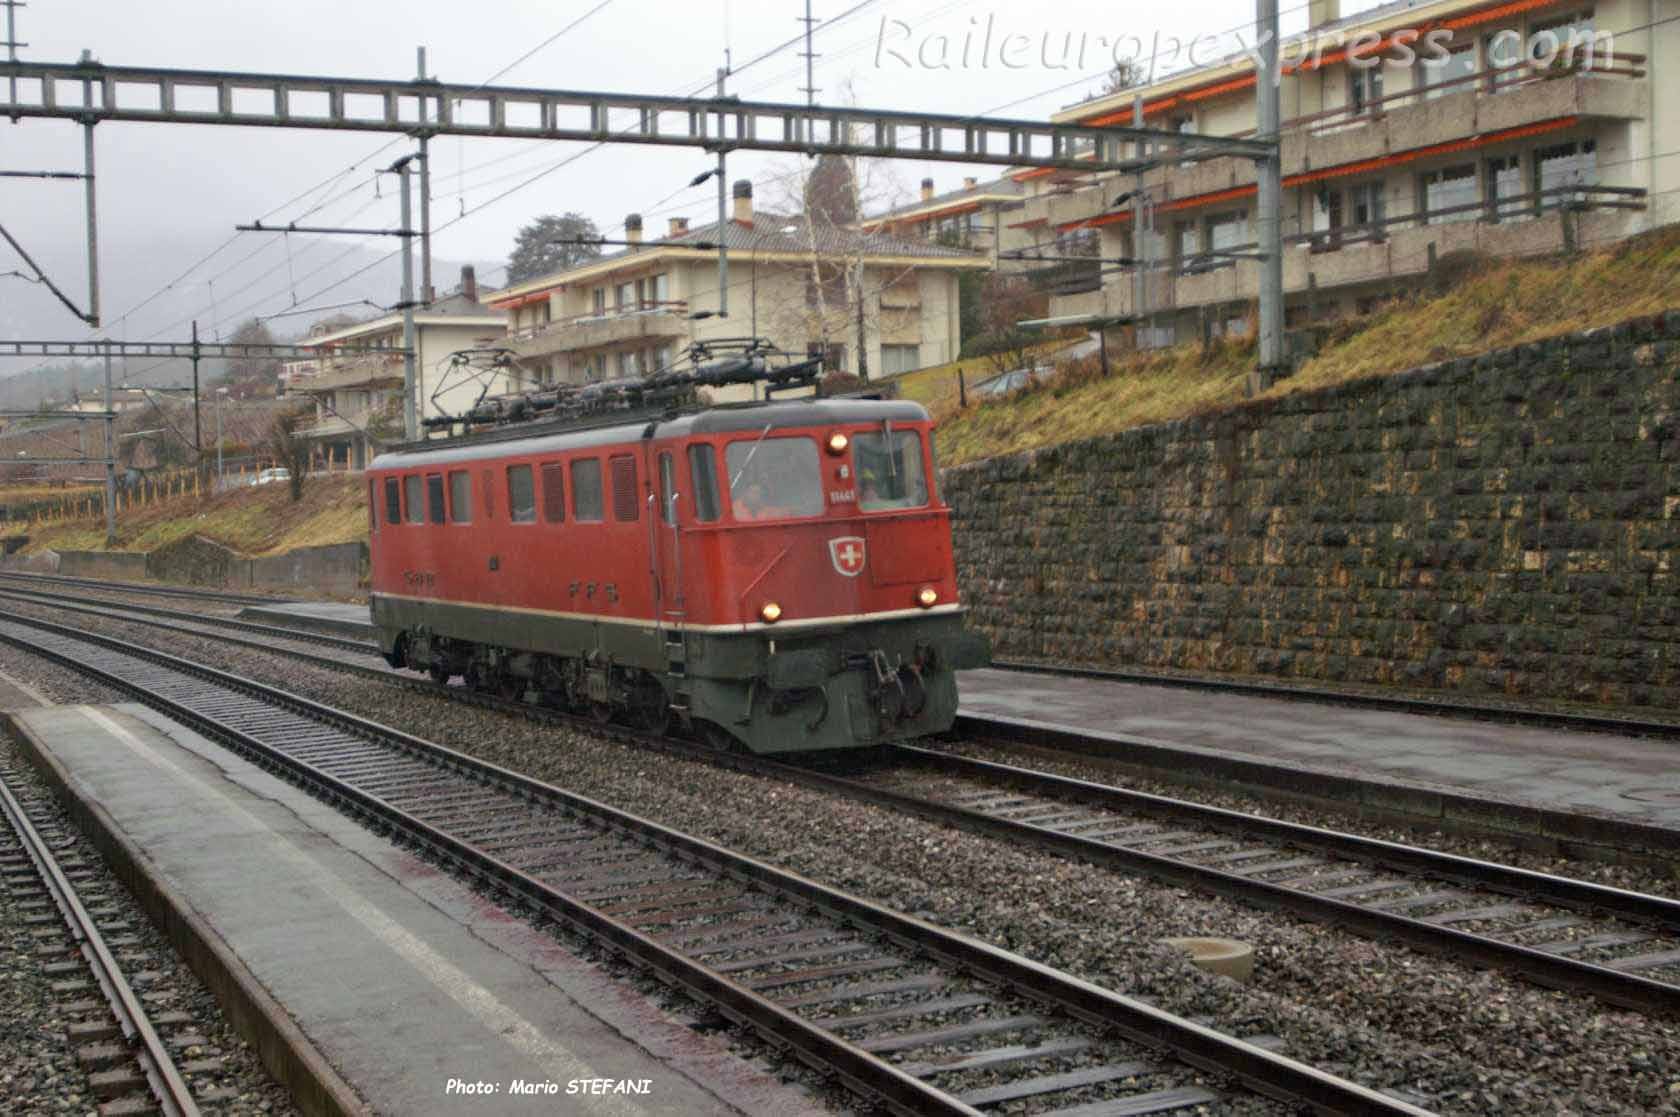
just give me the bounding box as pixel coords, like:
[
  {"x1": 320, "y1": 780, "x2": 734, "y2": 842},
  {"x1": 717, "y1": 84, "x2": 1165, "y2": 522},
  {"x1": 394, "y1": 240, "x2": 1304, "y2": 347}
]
[
  {"x1": 6, "y1": 700, "x2": 818, "y2": 1117},
  {"x1": 957, "y1": 667, "x2": 1680, "y2": 835},
  {"x1": 239, "y1": 601, "x2": 376, "y2": 640}
]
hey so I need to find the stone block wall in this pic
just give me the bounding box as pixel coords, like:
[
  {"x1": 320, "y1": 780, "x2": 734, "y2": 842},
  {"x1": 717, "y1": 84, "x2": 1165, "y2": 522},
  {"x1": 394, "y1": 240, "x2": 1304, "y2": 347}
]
[{"x1": 943, "y1": 312, "x2": 1680, "y2": 712}]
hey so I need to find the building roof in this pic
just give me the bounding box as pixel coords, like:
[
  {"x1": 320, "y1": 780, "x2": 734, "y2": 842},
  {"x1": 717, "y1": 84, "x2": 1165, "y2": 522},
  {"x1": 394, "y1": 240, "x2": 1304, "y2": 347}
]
[
  {"x1": 304, "y1": 289, "x2": 505, "y2": 349},
  {"x1": 863, "y1": 176, "x2": 1025, "y2": 227},
  {"x1": 490, "y1": 214, "x2": 986, "y2": 306}
]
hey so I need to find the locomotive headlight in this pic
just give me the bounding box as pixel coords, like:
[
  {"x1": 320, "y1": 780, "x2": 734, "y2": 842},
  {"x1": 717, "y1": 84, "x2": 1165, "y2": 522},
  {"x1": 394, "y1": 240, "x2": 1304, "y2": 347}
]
[
  {"x1": 916, "y1": 586, "x2": 939, "y2": 608},
  {"x1": 826, "y1": 431, "x2": 850, "y2": 455},
  {"x1": 760, "y1": 602, "x2": 784, "y2": 623}
]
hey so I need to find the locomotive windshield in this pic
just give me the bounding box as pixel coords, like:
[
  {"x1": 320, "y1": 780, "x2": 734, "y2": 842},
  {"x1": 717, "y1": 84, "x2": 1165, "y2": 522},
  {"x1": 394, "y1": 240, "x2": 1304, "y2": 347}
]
[
  {"x1": 855, "y1": 430, "x2": 929, "y2": 512},
  {"x1": 727, "y1": 436, "x2": 824, "y2": 521}
]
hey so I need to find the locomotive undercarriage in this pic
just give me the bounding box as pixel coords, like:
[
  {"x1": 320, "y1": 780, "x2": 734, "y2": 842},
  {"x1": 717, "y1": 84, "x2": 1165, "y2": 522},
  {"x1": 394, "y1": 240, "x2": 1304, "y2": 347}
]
[{"x1": 375, "y1": 596, "x2": 988, "y2": 754}]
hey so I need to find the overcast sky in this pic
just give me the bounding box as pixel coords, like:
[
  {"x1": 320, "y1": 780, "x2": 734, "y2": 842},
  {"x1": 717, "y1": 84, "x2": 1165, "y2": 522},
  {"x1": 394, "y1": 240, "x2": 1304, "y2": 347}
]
[{"x1": 0, "y1": 0, "x2": 1353, "y2": 375}]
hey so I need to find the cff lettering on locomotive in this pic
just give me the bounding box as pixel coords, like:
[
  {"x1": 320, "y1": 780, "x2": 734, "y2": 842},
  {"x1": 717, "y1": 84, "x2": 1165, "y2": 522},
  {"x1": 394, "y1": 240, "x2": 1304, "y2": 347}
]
[{"x1": 365, "y1": 391, "x2": 988, "y2": 754}]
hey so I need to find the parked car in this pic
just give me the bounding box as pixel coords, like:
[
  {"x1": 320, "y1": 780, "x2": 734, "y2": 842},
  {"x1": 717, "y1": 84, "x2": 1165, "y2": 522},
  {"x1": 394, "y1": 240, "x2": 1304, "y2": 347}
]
[
  {"x1": 252, "y1": 468, "x2": 292, "y2": 487},
  {"x1": 974, "y1": 366, "x2": 1050, "y2": 398}
]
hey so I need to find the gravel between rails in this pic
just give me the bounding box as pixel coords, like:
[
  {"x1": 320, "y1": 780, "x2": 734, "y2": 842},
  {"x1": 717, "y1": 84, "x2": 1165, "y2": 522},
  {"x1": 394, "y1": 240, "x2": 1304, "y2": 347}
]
[
  {"x1": 0, "y1": 659, "x2": 299, "y2": 1115},
  {"x1": 8, "y1": 600, "x2": 1680, "y2": 1114}
]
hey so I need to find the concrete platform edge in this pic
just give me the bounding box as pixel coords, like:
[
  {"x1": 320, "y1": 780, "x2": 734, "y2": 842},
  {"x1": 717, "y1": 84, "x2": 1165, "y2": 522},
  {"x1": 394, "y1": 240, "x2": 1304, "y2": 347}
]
[
  {"x1": 3, "y1": 709, "x2": 371, "y2": 1117},
  {"x1": 955, "y1": 713, "x2": 1680, "y2": 866}
]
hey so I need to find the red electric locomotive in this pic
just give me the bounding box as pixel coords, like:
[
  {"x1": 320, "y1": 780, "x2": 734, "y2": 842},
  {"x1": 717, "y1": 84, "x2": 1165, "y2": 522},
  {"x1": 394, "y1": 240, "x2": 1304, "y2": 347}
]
[{"x1": 366, "y1": 350, "x2": 988, "y2": 754}]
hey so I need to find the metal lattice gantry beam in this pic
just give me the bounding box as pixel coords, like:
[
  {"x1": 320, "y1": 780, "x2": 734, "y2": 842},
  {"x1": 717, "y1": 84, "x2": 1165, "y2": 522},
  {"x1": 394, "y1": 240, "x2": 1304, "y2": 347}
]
[
  {"x1": 2, "y1": 339, "x2": 406, "y2": 359},
  {"x1": 0, "y1": 58, "x2": 1275, "y2": 171}
]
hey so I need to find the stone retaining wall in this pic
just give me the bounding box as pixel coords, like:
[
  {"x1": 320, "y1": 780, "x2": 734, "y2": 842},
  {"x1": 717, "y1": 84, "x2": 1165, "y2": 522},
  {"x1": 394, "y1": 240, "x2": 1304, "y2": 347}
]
[{"x1": 944, "y1": 313, "x2": 1680, "y2": 712}]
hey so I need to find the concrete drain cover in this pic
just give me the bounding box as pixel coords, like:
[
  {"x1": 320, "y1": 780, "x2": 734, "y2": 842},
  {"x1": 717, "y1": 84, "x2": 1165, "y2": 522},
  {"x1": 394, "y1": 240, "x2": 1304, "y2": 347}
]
[{"x1": 1620, "y1": 788, "x2": 1680, "y2": 804}]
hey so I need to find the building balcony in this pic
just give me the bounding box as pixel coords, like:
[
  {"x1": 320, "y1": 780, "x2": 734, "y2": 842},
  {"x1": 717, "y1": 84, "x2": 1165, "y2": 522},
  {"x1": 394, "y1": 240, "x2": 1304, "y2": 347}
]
[
  {"x1": 508, "y1": 302, "x2": 690, "y2": 361},
  {"x1": 295, "y1": 355, "x2": 405, "y2": 393}
]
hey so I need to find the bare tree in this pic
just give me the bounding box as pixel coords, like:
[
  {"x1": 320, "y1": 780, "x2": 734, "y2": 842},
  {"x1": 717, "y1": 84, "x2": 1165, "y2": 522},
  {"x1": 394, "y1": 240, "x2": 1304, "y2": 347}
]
[
  {"x1": 267, "y1": 410, "x2": 312, "y2": 502},
  {"x1": 974, "y1": 274, "x2": 1046, "y2": 376}
]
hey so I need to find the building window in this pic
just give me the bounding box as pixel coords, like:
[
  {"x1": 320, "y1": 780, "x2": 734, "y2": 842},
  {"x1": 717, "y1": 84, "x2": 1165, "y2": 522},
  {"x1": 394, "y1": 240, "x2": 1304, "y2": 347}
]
[
  {"x1": 615, "y1": 281, "x2": 634, "y2": 312},
  {"x1": 449, "y1": 470, "x2": 472, "y2": 523},
  {"x1": 384, "y1": 477, "x2": 402, "y2": 525},
  {"x1": 592, "y1": 287, "x2": 606, "y2": 315},
  {"x1": 1484, "y1": 30, "x2": 1524, "y2": 91},
  {"x1": 1349, "y1": 65, "x2": 1383, "y2": 117},
  {"x1": 1533, "y1": 139, "x2": 1597, "y2": 210},
  {"x1": 506, "y1": 465, "x2": 536, "y2": 523},
  {"x1": 572, "y1": 459, "x2": 604, "y2": 521},
  {"x1": 1530, "y1": 11, "x2": 1602, "y2": 70},
  {"x1": 610, "y1": 454, "x2": 638, "y2": 522},
  {"x1": 881, "y1": 344, "x2": 920, "y2": 376},
  {"x1": 1174, "y1": 221, "x2": 1200, "y2": 264},
  {"x1": 1420, "y1": 164, "x2": 1478, "y2": 224},
  {"x1": 1310, "y1": 187, "x2": 1344, "y2": 249},
  {"x1": 688, "y1": 444, "x2": 721, "y2": 522},
  {"x1": 426, "y1": 474, "x2": 447, "y2": 524},
  {"x1": 1205, "y1": 211, "x2": 1248, "y2": 265},
  {"x1": 404, "y1": 475, "x2": 423, "y2": 524},
  {"x1": 540, "y1": 462, "x2": 565, "y2": 523},
  {"x1": 1349, "y1": 182, "x2": 1386, "y2": 235},
  {"x1": 1485, "y1": 154, "x2": 1524, "y2": 222},
  {"x1": 1419, "y1": 42, "x2": 1476, "y2": 99}
]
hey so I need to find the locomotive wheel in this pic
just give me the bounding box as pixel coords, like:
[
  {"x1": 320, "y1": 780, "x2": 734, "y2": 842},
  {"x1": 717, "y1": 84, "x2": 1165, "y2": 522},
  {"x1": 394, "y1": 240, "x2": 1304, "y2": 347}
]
[
  {"x1": 588, "y1": 701, "x2": 614, "y2": 724},
  {"x1": 428, "y1": 661, "x2": 452, "y2": 686},
  {"x1": 696, "y1": 721, "x2": 744, "y2": 753}
]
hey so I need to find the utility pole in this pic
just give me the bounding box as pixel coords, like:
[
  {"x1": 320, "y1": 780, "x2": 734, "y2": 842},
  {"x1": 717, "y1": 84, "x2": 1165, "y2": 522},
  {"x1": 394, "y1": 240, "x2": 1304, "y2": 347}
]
[
  {"x1": 416, "y1": 46, "x2": 435, "y2": 304},
  {"x1": 1255, "y1": 0, "x2": 1285, "y2": 387},
  {"x1": 3, "y1": 0, "x2": 21, "y2": 105},
  {"x1": 798, "y1": 1, "x2": 819, "y2": 106},
  {"x1": 1131, "y1": 94, "x2": 1148, "y2": 351},
  {"x1": 102, "y1": 339, "x2": 115, "y2": 545},
  {"x1": 80, "y1": 52, "x2": 101, "y2": 327},
  {"x1": 190, "y1": 319, "x2": 203, "y2": 464},
  {"x1": 215, "y1": 388, "x2": 226, "y2": 487},
  {"x1": 714, "y1": 65, "x2": 730, "y2": 319},
  {"x1": 393, "y1": 154, "x2": 420, "y2": 440}
]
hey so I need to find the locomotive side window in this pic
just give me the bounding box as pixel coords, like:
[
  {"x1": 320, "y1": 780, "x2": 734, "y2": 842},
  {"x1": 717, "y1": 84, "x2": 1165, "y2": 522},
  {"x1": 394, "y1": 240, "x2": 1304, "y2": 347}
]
[
  {"x1": 572, "y1": 459, "x2": 603, "y2": 522},
  {"x1": 611, "y1": 455, "x2": 639, "y2": 522},
  {"x1": 540, "y1": 462, "x2": 565, "y2": 523},
  {"x1": 383, "y1": 477, "x2": 401, "y2": 525},
  {"x1": 404, "y1": 475, "x2": 424, "y2": 524},
  {"x1": 727, "y1": 437, "x2": 823, "y2": 521},
  {"x1": 426, "y1": 474, "x2": 446, "y2": 524},
  {"x1": 854, "y1": 430, "x2": 930, "y2": 512},
  {"x1": 688, "y1": 444, "x2": 721, "y2": 522},
  {"x1": 657, "y1": 453, "x2": 676, "y2": 525},
  {"x1": 368, "y1": 481, "x2": 378, "y2": 534},
  {"x1": 448, "y1": 470, "x2": 472, "y2": 523},
  {"x1": 507, "y1": 464, "x2": 537, "y2": 523}
]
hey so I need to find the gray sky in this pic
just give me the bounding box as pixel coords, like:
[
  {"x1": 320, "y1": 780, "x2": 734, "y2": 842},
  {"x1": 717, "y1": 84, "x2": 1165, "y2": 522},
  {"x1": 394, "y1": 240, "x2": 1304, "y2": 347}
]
[{"x1": 0, "y1": 0, "x2": 1346, "y2": 374}]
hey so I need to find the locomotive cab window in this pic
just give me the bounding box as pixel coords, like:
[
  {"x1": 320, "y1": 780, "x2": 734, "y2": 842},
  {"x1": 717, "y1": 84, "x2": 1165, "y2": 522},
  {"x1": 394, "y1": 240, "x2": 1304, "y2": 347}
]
[
  {"x1": 507, "y1": 464, "x2": 536, "y2": 523},
  {"x1": 448, "y1": 470, "x2": 471, "y2": 523},
  {"x1": 404, "y1": 475, "x2": 423, "y2": 524},
  {"x1": 855, "y1": 430, "x2": 929, "y2": 512},
  {"x1": 727, "y1": 436, "x2": 823, "y2": 521},
  {"x1": 426, "y1": 474, "x2": 446, "y2": 524},
  {"x1": 688, "y1": 444, "x2": 721, "y2": 522},
  {"x1": 572, "y1": 459, "x2": 604, "y2": 522},
  {"x1": 383, "y1": 477, "x2": 401, "y2": 525}
]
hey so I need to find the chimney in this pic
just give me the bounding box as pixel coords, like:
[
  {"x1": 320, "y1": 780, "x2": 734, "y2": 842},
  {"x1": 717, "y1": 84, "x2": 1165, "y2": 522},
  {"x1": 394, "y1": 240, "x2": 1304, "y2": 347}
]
[
  {"x1": 921, "y1": 177, "x2": 935, "y2": 201},
  {"x1": 460, "y1": 265, "x2": 477, "y2": 303},
  {"x1": 625, "y1": 213, "x2": 643, "y2": 247},
  {"x1": 1307, "y1": 0, "x2": 1340, "y2": 27},
  {"x1": 963, "y1": 176, "x2": 978, "y2": 190},
  {"x1": 668, "y1": 216, "x2": 690, "y2": 237},
  {"x1": 732, "y1": 179, "x2": 754, "y2": 225}
]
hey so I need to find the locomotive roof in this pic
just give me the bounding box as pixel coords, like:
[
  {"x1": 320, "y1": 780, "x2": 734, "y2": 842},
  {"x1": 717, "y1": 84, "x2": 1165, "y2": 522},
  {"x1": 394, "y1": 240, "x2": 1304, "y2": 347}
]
[{"x1": 369, "y1": 397, "x2": 930, "y2": 470}]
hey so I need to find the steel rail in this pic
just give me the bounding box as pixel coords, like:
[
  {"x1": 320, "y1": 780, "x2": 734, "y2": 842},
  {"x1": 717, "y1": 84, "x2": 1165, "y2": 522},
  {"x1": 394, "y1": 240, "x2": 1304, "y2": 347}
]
[
  {"x1": 8, "y1": 587, "x2": 1680, "y2": 1017},
  {"x1": 989, "y1": 659, "x2": 1680, "y2": 740},
  {"x1": 0, "y1": 579, "x2": 373, "y2": 653},
  {"x1": 0, "y1": 611, "x2": 1433, "y2": 1117},
  {"x1": 0, "y1": 570, "x2": 293, "y2": 608},
  {"x1": 0, "y1": 767, "x2": 200, "y2": 1117}
]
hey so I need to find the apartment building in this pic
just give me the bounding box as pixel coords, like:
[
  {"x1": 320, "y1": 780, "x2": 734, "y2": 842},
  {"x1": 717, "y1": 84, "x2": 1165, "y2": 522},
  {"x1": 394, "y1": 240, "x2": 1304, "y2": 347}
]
[
  {"x1": 488, "y1": 181, "x2": 987, "y2": 392},
  {"x1": 862, "y1": 174, "x2": 1030, "y2": 267},
  {"x1": 1011, "y1": 0, "x2": 1674, "y2": 346},
  {"x1": 297, "y1": 267, "x2": 505, "y2": 466}
]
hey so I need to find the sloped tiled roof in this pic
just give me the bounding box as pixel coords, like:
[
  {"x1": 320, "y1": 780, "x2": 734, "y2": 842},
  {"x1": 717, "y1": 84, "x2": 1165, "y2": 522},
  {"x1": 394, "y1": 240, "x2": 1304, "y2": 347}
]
[{"x1": 866, "y1": 176, "x2": 1025, "y2": 223}]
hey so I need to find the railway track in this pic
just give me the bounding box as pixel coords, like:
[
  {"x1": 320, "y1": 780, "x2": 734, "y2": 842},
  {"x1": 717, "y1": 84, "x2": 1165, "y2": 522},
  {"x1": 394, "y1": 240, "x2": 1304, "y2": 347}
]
[
  {"x1": 0, "y1": 611, "x2": 1432, "y2": 1116},
  {"x1": 10, "y1": 586, "x2": 1680, "y2": 1018},
  {"x1": 0, "y1": 756, "x2": 200, "y2": 1117},
  {"x1": 0, "y1": 570, "x2": 293, "y2": 608}
]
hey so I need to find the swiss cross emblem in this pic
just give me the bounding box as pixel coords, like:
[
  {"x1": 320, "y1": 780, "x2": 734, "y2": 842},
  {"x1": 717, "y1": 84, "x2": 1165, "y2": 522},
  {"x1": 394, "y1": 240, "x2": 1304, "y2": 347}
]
[{"x1": 829, "y1": 536, "x2": 866, "y2": 577}]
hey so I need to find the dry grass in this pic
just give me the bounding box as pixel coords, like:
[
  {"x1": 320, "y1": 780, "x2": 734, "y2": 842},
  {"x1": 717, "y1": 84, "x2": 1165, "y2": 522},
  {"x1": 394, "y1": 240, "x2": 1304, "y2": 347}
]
[
  {"x1": 931, "y1": 225, "x2": 1680, "y2": 467},
  {"x1": 9, "y1": 475, "x2": 368, "y2": 556},
  {"x1": 0, "y1": 482, "x2": 101, "y2": 504}
]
